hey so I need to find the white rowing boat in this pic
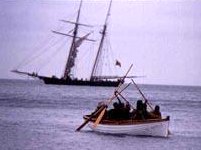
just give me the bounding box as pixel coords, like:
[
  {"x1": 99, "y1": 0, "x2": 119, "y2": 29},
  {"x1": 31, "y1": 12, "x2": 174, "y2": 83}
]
[{"x1": 84, "y1": 116, "x2": 170, "y2": 137}]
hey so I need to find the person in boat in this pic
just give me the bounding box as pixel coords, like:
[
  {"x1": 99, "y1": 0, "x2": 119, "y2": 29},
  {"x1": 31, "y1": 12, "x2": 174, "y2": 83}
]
[
  {"x1": 124, "y1": 101, "x2": 131, "y2": 119},
  {"x1": 91, "y1": 101, "x2": 107, "y2": 118},
  {"x1": 115, "y1": 91, "x2": 131, "y2": 120},
  {"x1": 108, "y1": 102, "x2": 129, "y2": 120},
  {"x1": 107, "y1": 102, "x2": 118, "y2": 120},
  {"x1": 134, "y1": 100, "x2": 144, "y2": 120},
  {"x1": 125, "y1": 101, "x2": 131, "y2": 112},
  {"x1": 114, "y1": 91, "x2": 124, "y2": 108},
  {"x1": 133, "y1": 100, "x2": 149, "y2": 120},
  {"x1": 108, "y1": 100, "x2": 125, "y2": 120},
  {"x1": 107, "y1": 91, "x2": 130, "y2": 120},
  {"x1": 142, "y1": 100, "x2": 150, "y2": 119},
  {"x1": 150, "y1": 105, "x2": 162, "y2": 119}
]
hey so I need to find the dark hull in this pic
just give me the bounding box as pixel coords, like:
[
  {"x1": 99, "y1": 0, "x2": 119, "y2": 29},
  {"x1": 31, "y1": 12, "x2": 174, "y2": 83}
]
[{"x1": 38, "y1": 76, "x2": 121, "y2": 87}]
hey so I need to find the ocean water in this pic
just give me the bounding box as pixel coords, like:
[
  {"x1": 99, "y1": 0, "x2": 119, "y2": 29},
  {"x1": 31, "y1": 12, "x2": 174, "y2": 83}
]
[{"x1": 0, "y1": 79, "x2": 201, "y2": 150}]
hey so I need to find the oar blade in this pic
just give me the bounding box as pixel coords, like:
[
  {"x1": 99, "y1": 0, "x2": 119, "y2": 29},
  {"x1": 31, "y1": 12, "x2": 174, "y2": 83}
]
[
  {"x1": 75, "y1": 106, "x2": 105, "y2": 131},
  {"x1": 93, "y1": 108, "x2": 106, "y2": 128}
]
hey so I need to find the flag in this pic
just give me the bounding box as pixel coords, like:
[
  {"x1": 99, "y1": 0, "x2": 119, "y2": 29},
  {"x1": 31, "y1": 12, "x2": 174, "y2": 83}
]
[{"x1": 115, "y1": 60, "x2": 121, "y2": 67}]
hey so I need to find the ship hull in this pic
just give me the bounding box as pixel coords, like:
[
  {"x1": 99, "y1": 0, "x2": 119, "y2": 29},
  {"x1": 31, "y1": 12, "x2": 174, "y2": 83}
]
[
  {"x1": 38, "y1": 76, "x2": 120, "y2": 87},
  {"x1": 84, "y1": 116, "x2": 170, "y2": 137}
]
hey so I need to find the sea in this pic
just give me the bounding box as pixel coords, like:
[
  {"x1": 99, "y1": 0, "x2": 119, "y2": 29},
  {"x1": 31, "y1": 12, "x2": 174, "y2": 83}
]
[{"x1": 0, "y1": 79, "x2": 201, "y2": 150}]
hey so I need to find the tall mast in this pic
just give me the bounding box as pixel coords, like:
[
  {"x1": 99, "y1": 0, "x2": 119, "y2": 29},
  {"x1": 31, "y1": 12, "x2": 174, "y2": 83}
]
[
  {"x1": 90, "y1": 0, "x2": 112, "y2": 81},
  {"x1": 63, "y1": 0, "x2": 83, "y2": 79}
]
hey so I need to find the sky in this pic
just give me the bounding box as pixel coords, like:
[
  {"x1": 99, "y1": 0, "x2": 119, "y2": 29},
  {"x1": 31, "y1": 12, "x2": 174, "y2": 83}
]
[{"x1": 0, "y1": 0, "x2": 201, "y2": 86}]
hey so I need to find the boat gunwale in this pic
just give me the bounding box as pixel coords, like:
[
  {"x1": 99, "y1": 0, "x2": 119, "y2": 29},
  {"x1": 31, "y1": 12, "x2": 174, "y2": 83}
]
[{"x1": 84, "y1": 115, "x2": 170, "y2": 125}]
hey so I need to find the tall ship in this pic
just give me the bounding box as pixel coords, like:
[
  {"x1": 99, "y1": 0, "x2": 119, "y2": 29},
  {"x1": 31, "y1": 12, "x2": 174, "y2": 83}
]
[{"x1": 12, "y1": 0, "x2": 134, "y2": 87}]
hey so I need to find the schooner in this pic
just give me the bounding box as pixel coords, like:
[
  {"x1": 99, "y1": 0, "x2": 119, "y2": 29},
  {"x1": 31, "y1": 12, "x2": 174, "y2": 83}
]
[{"x1": 12, "y1": 0, "x2": 134, "y2": 87}]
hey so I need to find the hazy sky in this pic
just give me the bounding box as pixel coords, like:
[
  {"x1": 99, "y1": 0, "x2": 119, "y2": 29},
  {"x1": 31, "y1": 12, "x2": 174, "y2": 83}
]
[{"x1": 0, "y1": 0, "x2": 201, "y2": 86}]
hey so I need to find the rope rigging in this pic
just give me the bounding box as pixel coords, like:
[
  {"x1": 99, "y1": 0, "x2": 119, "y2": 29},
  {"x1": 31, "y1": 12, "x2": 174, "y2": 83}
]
[
  {"x1": 14, "y1": 20, "x2": 69, "y2": 70},
  {"x1": 37, "y1": 38, "x2": 70, "y2": 74},
  {"x1": 14, "y1": 35, "x2": 55, "y2": 70},
  {"x1": 15, "y1": 35, "x2": 67, "y2": 71}
]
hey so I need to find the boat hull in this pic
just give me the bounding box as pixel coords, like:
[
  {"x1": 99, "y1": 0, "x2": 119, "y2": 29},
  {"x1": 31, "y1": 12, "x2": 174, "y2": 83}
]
[
  {"x1": 86, "y1": 117, "x2": 170, "y2": 137},
  {"x1": 38, "y1": 76, "x2": 120, "y2": 87}
]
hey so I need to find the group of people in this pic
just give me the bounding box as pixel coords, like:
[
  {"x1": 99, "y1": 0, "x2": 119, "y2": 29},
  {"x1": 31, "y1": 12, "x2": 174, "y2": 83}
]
[
  {"x1": 92, "y1": 93, "x2": 162, "y2": 121},
  {"x1": 132, "y1": 100, "x2": 162, "y2": 120}
]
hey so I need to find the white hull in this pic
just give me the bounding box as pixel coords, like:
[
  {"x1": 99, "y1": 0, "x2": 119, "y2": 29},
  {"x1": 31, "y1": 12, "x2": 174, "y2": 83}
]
[{"x1": 87, "y1": 119, "x2": 169, "y2": 137}]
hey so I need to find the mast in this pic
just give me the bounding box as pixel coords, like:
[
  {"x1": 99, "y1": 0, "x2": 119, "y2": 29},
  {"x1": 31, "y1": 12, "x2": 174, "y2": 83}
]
[
  {"x1": 90, "y1": 0, "x2": 112, "y2": 81},
  {"x1": 63, "y1": 0, "x2": 83, "y2": 80}
]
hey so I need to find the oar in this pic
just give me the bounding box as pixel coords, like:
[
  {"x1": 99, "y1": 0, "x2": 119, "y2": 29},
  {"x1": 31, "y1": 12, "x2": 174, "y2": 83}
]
[
  {"x1": 131, "y1": 79, "x2": 154, "y2": 111},
  {"x1": 93, "y1": 108, "x2": 106, "y2": 128},
  {"x1": 93, "y1": 64, "x2": 133, "y2": 128},
  {"x1": 75, "y1": 81, "x2": 131, "y2": 131},
  {"x1": 75, "y1": 106, "x2": 105, "y2": 131}
]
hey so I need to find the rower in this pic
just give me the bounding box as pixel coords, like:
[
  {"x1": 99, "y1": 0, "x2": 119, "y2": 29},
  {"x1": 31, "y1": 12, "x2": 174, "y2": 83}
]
[
  {"x1": 150, "y1": 105, "x2": 162, "y2": 119},
  {"x1": 142, "y1": 100, "x2": 149, "y2": 119},
  {"x1": 91, "y1": 101, "x2": 107, "y2": 117},
  {"x1": 114, "y1": 91, "x2": 124, "y2": 109},
  {"x1": 133, "y1": 100, "x2": 144, "y2": 120}
]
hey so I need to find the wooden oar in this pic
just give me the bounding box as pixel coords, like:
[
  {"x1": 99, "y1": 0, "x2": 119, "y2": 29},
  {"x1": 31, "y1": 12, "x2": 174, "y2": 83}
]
[
  {"x1": 93, "y1": 108, "x2": 106, "y2": 128},
  {"x1": 75, "y1": 81, "x2": 131, "y2": 131},
  {"x1": 131, "y1": 79, "x2": 154, "y2": 111},
  {"x1": 75, "y1": 106, "x2": 105, "y2": 131},
  {"x1": 93, "y1": 64, "x2": 133, "y2": 128}
]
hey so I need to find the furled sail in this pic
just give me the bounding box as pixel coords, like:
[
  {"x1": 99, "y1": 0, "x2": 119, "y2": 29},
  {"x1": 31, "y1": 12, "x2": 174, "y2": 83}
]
[
  {"x1": 67, "y1": 33, "x2": 91, "y2": 74},
  {"x1": 74, "y1": 33, "x2": 91, "y2": 48}
]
